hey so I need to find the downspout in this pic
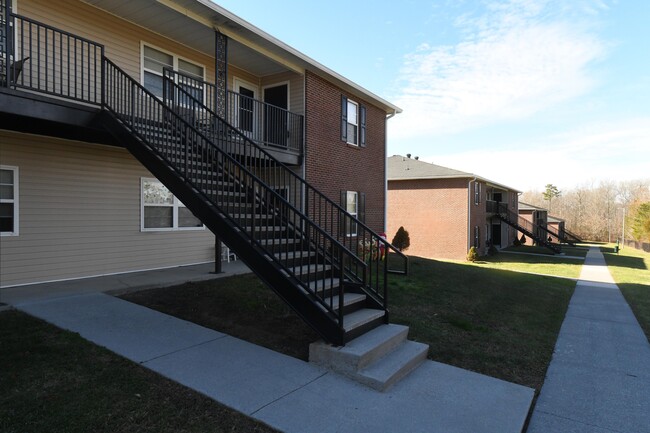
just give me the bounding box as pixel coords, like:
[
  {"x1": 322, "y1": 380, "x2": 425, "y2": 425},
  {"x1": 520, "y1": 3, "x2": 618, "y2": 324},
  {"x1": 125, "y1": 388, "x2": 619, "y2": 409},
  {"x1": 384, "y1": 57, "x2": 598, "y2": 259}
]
[
  {"x1": 468, "y1": 176, "x2": 477, "y2": 253},
  {"x1": 384, "y1": 109, "x2": 397, "y2": 233}
]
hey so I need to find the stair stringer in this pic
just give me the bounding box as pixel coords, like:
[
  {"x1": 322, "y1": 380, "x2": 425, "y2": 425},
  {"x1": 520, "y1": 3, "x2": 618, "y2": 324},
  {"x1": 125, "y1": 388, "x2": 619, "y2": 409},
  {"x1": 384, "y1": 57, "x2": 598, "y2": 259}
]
[
  {"x1": 495, "y1": 213, "x2": 562, "y2": 254},
  {"x1": 99, "y1": 111, "x2": 347, "y2": 345}
]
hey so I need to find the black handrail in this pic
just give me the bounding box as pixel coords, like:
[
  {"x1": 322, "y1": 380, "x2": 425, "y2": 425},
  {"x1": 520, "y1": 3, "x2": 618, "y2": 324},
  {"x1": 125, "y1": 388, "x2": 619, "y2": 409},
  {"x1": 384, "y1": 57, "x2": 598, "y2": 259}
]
[
  {"x1": 102, "y1": 57, "x2": 373, "y2": 332},
  {"x1": 496, "y1": 203, "x2": 561, "y2": 253},
  {"x1": 163, "y1": 69, "x2": 408, "y2": 306},
  {"x1": 2, "y1": 8, "x2": 103, "y2": 104}
]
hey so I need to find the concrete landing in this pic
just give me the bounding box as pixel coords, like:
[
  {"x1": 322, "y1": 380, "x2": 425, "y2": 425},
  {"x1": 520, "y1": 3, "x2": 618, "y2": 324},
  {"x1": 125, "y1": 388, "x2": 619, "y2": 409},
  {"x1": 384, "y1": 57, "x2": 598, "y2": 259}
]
[
  {"x1": 527, "y1": 247, "x2": 650, "y2": 433},
  {"x1": 15, "y1": 292, "x2": 534, "y2": 433}
]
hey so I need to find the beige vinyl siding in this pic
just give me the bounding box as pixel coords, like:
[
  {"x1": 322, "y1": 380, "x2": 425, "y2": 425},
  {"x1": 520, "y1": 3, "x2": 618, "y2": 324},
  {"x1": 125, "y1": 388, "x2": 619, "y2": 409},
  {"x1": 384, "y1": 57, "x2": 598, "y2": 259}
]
[
  {"x1": 0, "y1": 130, "x2": 215, "y2": 287},
  {"x1": 261, "y1": 71, "x2": 304, "y2": 116},
  {"x1": 19, "y1": 0, "x2": 216, "y2": 83}
]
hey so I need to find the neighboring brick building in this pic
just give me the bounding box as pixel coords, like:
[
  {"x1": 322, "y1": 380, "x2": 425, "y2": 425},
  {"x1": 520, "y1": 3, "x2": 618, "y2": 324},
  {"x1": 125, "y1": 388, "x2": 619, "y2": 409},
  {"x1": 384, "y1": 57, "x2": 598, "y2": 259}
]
[
  {"x1": 387, "y1": 155, "x2": 520, "y2": 260},
  {"x1": 518, "y1": 202, "x2": 548, "y2": 244}
]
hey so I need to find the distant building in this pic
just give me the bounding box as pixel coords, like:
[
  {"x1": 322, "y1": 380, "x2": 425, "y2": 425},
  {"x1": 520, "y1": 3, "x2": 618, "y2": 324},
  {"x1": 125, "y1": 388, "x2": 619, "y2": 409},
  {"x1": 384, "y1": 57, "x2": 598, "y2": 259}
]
[{"x1": 387, "y1": 155, "x2": 520, "y2": 260}]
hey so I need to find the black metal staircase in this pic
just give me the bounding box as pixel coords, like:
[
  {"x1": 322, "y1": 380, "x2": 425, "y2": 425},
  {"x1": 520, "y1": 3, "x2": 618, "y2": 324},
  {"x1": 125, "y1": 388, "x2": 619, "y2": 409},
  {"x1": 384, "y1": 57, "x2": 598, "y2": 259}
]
[
  {"x1": 100, "y1": 59, "x2": 407, "y2": 346},
  {"x1": 494, "y1": 203, "x2": 562, "y2": 254},
  {"x1": 563, "y1": 228, "x2": 582, "y2": 244},
  {"x1": 2, "y1": 5, "x2": 408, "y2": 347}
]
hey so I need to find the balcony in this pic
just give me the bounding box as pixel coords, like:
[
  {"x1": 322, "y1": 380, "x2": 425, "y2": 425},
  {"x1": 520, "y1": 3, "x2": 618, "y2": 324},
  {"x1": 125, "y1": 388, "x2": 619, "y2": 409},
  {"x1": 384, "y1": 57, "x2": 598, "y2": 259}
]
[
  {"x1": 164, "y1": 70, "x2": 303, "y2": 165},
  {"x1": 1, "y1": 4, "x2": 303, "y2": 164}
]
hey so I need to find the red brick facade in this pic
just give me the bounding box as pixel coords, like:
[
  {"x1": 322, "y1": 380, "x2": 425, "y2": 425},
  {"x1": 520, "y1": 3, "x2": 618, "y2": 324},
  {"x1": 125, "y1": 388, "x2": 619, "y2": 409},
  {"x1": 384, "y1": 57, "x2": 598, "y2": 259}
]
[
  {"x1": 304, "y1": 71, "x2": 387, "y2": 232},
  {"x1": 387, "y1": 178, "x2": 470, "y2": 260},
  {"x1": 387, "y1": 179, "x2": 519, "y2": 260}
]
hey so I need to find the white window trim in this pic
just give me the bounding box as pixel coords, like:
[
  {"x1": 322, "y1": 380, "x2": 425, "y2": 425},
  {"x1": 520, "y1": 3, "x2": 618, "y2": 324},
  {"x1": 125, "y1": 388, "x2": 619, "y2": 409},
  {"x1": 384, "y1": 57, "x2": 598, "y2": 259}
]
[
  {"x1": 232, "y1": 76, "x2": 260, "y2": 137},
  {"x1": 346, "y1": 99, "x2": 359, "y2": 146},
  {"x1": 346, "y1": 190, "x2": 358, "y2": 237},
  {"x1": 140, "y1": 42, "x2": 206, "y2": 98},
  {"x1": 140, "y1": 177, "x2": 204, "y2": 232},
  {"x1": 262, "y1": 80, "x2": 291, "y2": 111},
  {"x1": 0, "y1": 165, "x2": 19, "y2": 237}
]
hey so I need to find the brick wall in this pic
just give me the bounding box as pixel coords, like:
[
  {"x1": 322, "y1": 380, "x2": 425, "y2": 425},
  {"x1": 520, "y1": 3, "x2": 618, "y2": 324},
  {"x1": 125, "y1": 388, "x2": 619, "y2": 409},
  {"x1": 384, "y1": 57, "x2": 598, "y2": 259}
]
[
  {"x1": 304, "y1": 71, "x2": 386, "y2": 232},
  {"x1": 387, "y1": 178, "x2": 470, "y2": 260}
]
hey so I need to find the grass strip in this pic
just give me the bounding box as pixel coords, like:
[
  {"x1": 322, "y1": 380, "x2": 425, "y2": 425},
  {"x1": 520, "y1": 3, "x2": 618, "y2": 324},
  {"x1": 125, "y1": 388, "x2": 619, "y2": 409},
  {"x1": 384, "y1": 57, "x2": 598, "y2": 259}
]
[
  {"x1": 0, "y1": 310, "x2": 278, "y2": 433},
  {"x1": 601, "y1": 244, "x2": 650, "y2": 341},
  {"x1": 123, "y1": 255, "x2": 575, "y2": 391}
]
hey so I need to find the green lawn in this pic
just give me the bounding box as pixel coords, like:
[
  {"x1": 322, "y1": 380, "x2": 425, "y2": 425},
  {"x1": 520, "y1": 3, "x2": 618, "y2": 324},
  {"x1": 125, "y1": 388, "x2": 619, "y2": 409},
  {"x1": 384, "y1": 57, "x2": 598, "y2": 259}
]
[
  {"x1": 0, "y1": 310, "x2": 278, "y2": 433},
  {"x1": 601, "y1": 244, "x2": 650, "y2": 340},
  {"x1": 472, "y1": 249, "x2": 584, "y2": 279},
  {"x1": 502, "y1": 244, "x2": 589, "y2": 258},
  {"x1": 124, "y1": 255, "x2": 575, "y2": 391},
  {"x1": 390, "y1": 256, "x2": 575, "y2": 390}
]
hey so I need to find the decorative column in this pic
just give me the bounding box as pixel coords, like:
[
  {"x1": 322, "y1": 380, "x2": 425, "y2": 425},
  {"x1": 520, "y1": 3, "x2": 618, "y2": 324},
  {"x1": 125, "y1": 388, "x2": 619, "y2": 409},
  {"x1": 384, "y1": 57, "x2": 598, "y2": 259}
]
[{"x1": 215, "y1": 30, "x2": 228, "y2": 119}]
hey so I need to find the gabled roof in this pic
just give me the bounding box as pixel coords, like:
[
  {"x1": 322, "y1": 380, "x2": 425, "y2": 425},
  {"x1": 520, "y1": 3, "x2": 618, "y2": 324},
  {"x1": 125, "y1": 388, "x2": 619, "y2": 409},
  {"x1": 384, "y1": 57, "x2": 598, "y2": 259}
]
[
  {"x1": 387, "y1": 155, "x2": 521, "y2": 192},
  {"x1": 548, "y1": 215, "x2": 565, "y2": 223}
]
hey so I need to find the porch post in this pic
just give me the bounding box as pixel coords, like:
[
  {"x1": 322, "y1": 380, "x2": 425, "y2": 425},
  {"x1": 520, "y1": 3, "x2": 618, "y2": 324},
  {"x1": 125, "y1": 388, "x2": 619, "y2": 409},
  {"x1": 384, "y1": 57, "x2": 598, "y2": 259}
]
[
  {"x1": 2, "y1": 0, "x2": 12, "y2": 87},
  {"x1": 214, "y1": 236, "x2": 223, "y2": 274},
  {"x1": 215, "y1": 29, "x2": 228, "y2": 119}
]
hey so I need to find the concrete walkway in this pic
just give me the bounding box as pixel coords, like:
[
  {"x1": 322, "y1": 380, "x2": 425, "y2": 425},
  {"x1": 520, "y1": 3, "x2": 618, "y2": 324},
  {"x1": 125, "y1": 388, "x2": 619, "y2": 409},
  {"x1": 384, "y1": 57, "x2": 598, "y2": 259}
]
[
  {"x1": 4, "y1": 264, "x2": 534, "y2": 433},
  {"x1": 528, "y1": 247, "x2": 650, "y2": 433}
]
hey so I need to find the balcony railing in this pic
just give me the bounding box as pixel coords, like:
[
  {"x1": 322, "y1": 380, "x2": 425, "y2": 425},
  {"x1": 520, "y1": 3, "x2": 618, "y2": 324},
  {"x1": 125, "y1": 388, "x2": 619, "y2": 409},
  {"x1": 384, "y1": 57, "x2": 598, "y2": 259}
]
[
  {"x1": 1, "y1": 3, "x2": 103, "y2": 104},
  {"x1": 163, "y1": 69, "x2": 303, "y2": 155}
]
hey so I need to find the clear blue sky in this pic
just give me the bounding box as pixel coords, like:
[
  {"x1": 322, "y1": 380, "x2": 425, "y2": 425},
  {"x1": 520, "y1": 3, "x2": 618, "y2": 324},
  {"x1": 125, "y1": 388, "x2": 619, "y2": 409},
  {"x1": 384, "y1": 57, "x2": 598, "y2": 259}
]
[{"x1": 215, "y1": 0, "x2": 650, "y2": 191}]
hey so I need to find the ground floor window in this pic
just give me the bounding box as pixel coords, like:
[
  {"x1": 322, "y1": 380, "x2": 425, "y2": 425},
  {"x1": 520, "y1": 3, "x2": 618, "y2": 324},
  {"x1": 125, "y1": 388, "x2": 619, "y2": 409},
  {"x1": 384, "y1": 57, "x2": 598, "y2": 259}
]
[
  {"x1": 474, "y1": 225, "x2": 480, "y2": 248},
  {"x1": 141, "y1": 178, "x2": 203, "y2": 231},
  {"x1": 0, "y1": 165, "x2": 18, "y2": 236},
  {"x1": 341, "y1": 190, "x2": 366, "y2": 237}
]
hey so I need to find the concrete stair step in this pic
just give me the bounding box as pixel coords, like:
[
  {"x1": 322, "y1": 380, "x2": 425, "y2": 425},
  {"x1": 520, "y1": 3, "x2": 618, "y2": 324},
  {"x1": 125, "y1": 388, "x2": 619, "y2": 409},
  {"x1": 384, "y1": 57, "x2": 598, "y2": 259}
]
[
  {"x1": 322, "y1": 292, "x2": 366, "y2": 311},
  {"x1": 309, "y1": 324, "x2": 429, "y2": 392},
  {"x1": 357, "y1": 340, "x2": 429, "y2": 391},
  {"x1": 343, "y1": 308, "x2": 385, "y2": 333}
]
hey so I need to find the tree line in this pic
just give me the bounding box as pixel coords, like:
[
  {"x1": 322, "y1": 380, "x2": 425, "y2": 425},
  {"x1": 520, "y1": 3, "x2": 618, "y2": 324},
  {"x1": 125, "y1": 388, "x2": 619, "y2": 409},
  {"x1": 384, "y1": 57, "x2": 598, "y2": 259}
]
[{"x1": 520, "y1": 179, "x2": 650, "y2": 243}]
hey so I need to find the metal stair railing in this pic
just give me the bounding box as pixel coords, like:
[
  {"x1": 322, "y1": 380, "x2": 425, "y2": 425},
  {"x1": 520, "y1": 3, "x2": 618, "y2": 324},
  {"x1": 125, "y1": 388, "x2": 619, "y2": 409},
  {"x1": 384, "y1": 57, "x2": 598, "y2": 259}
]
[
  {"x1": 563, "y1": 228, "x2": 582, "y2": 244},
  {"x1": 496, "y1": 203, "x2": 561, "y2": 253},
  {"x1": 103, "y1": 57, "x2": 371, "y2": 344},
  {"x1": 162, "y1": 69, "x2": 408, "y2": 308}
]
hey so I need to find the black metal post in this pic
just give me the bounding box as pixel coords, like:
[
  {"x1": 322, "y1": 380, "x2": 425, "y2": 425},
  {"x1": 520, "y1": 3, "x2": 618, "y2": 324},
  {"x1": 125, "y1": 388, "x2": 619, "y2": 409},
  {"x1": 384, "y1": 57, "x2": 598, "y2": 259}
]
[{"x1": 213, "y1": 236, "x2": 223, "y2": 274}]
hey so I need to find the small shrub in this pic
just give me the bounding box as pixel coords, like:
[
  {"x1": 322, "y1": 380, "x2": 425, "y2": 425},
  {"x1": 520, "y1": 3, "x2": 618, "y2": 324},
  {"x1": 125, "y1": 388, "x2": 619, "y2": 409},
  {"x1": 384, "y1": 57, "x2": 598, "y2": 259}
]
[
  {"x1": 513, "y1": 238, "x2": 521, "y2": 247},
  {"x1": 467, "y1": 246, "x2": 478, "y2": 262},
  {"x1": 392, "y1": 226, "x2": 411, "y2": 252},
  {"x1": 488, "y1": 244, "x2": 498, "y2": 256},
  {"x1": 520, "y1": 234, "x2": 527, "y2": 245}
]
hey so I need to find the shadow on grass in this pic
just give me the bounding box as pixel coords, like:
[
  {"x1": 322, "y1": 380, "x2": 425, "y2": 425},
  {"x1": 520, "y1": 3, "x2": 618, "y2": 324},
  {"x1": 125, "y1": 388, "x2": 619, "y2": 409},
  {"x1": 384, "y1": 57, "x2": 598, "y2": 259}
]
[
  {"x1": 123, "y1": 254, "x2": 575, "y2": 390},
  {"x1": 602, "y1": 250, "x2": 648, "y2": 271}
]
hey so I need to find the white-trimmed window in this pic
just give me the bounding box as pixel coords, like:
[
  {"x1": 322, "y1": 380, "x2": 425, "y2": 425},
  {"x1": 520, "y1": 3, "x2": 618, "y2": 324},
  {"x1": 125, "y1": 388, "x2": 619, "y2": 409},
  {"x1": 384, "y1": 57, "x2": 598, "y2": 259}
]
[
  {"x1": 345, "y1": 191, "x2": 358, "y2": 236},
  {"x1": 0, "y1": 166, "x2": 18, "y2": 236},
  {"x1": 346, "y1": 100, "x2": 358, "y2": 145},
  {"x1": 142, "y1": 44, "x2": 204, "y2": 101},
  {"x1": 474, "y1": 226, "x2": 480, "y2": 248},
  {"x1": 341, "y1": 96, "x2": 366, "y2": 147},
  {"x1": 341, "y1": 190, "x2": 366, "y2": 237},
  {"x1": 474, "y1": 181, "x2": 481, "y2": 205},
  {"x1": 141, "y1": 178, "x2": 203, "y2": 231}
]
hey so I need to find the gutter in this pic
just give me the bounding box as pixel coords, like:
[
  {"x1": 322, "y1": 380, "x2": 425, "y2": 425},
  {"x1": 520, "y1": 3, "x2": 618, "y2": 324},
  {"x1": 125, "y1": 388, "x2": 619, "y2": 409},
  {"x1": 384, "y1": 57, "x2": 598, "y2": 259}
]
[
  {"x1": 468, "y1": 176, "x2": 477, "y2": 253},
  {"x1": 384, "y1": 110, "x2": 398, "y2": 233}
]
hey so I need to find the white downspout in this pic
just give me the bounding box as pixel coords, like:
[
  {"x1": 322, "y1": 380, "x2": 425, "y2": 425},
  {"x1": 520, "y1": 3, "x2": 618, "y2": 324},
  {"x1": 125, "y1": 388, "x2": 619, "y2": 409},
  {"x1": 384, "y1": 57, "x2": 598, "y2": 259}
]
[
  {"x1": 384, "y1": 110, "x2": 397, "y2": 233},
  {"x1": 468, "y1": 177, "x2": 477, "y2": 252}
]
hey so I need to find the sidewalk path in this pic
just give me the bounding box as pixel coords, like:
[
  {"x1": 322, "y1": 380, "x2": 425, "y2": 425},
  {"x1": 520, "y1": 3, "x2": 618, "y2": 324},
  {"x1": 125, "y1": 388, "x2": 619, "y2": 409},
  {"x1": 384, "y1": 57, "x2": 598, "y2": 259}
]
[
  {"x1": 527, "y1": 247, "x2": 650, "y2": 433},
  {"x1": 10, "y1": 286, "x2": 533, "y2": 433}
]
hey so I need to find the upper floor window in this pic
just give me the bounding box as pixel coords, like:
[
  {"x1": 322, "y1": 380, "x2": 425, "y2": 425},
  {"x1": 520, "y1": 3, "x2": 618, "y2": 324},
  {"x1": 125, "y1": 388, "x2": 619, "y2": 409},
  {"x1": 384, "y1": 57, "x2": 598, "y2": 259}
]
[
  {"x1": 0, "y1": 166, "x2": 18, "y2": 236},
  {"x1": 142, "y1": 44, "x2": 204, "y2": 102},
  {"x1": 141, "y1": 178, "x2": 203, "y2": 231},
  {"x1": 474, "y1": 181, "x2": 481, "y2": 205},
  {"x1": 341, "y1": 96, "x2": 366, "y2": 147}
]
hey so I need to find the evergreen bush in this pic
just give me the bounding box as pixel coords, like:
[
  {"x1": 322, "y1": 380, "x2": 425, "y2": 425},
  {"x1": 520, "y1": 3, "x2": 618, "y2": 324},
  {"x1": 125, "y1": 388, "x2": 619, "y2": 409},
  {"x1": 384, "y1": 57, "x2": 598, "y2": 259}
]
[{"x1": 391, "y1": 226, "x2": 411, "y2": 252}]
